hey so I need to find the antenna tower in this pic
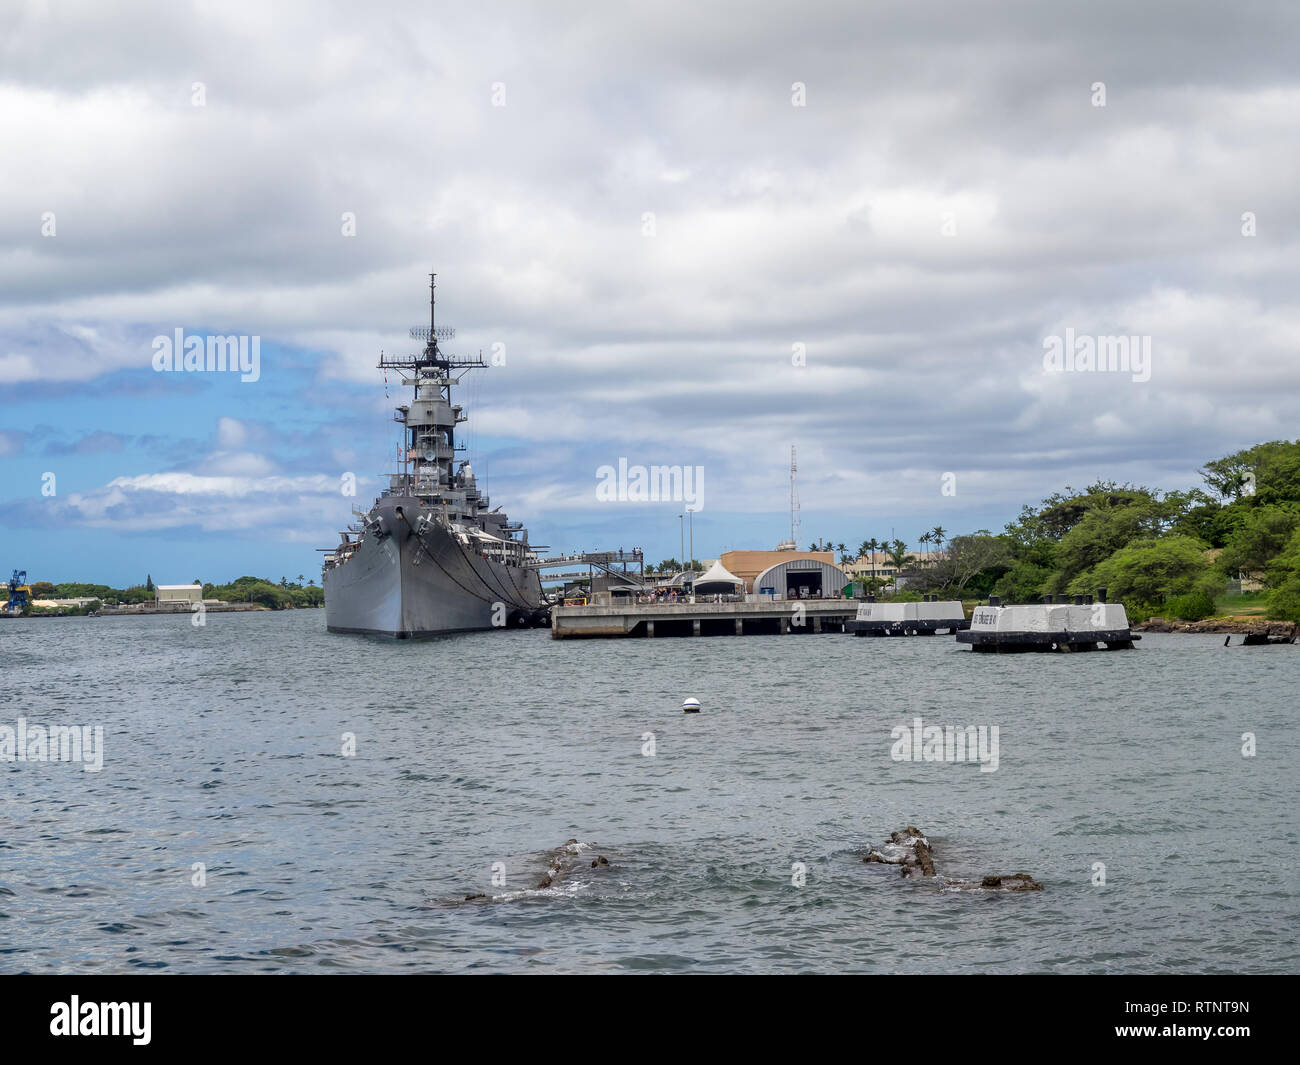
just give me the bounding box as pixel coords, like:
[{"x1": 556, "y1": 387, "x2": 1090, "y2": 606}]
[{"x1": 790, "y1": 444, "x2": 800, "y2": 546}]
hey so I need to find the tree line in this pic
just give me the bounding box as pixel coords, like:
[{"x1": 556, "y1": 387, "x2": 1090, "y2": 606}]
[
  {"x1": 891, "y1": 439, "x2": 1300, "y2": 622},
  {"x1": 25, "y1": 574, "x2": 324, "y2": 611}
]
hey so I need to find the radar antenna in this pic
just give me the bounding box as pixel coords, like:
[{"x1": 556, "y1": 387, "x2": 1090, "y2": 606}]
[
  {"x1": 790, "y1": 444, "x2": 800, "y2": 547},
  {"x1": 410, "y1": 273, "x2": 455, "y2": 342}
]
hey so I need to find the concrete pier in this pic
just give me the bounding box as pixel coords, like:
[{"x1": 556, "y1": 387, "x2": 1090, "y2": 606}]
[{"x1": 550, "y1": 597, "x2": 857, "y2": 639}]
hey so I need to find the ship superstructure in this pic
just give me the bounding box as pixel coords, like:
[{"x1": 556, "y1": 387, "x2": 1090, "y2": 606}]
[{"x1": 322, "y1": 275, "x2": 544, "y2": 636}]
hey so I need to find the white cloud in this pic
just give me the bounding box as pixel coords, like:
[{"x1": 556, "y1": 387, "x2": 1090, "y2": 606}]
[
  {"x1": 215, "y1": 417, "x2": 247, "y2": 449},
  {"x1": 2, "y1": 0, "x2": 1299, "y2": 548}
]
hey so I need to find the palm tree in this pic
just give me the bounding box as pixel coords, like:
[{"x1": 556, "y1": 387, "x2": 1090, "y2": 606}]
[
  {"x1": 865, "y1": 537, "x2": 880, "y2": 584},
  {"x1": 930, "y1": 526, "x2": 947, "y2": 584},
  {"x1": 918, "y1": 531, "x2": 931, "y2": 560},
  {"x1": 886, "y1": 539, "x2": 914, "y2": 590}
]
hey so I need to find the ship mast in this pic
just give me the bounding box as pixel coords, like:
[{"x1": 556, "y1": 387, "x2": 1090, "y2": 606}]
[{"x1": 377, "y1": 273, "x2": 484, "y2": 500}]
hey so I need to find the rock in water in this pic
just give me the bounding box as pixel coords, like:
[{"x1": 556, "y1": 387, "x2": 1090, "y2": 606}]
[
  {"x1": 865, "y1": 826, "x2": 1041, "y2": 891},
  {"x1": 978, "y1": 873, "x2": 1043, "y2": 891},
  {"x1": 864, "y1": 825, "x2": 936, "y2": 878}
]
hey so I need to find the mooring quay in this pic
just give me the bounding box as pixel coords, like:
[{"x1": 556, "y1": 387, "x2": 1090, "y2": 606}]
[{"x1": 550, "y1": 596, "x2": 857, "y2": 639}]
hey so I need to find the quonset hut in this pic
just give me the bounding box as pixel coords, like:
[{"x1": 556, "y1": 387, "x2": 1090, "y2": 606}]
[{"x1": 752, "y1": 557, "x2": 852, "y2": 599}]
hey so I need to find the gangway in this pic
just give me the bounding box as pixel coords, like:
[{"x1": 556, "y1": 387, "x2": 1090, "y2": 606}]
[{"x1": 528, "y1": 550, "x2": 647, "y2": 588}]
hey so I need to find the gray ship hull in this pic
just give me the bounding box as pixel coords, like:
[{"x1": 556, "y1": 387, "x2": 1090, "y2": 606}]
[{"x1": 324, "y1": 518, "x2": 542, "y2": 638}]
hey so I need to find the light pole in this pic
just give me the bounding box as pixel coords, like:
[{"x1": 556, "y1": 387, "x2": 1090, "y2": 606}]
[
  {"x1": 686, "y1": 507, "x2": 697, "y2": 602},
  {"x1": 679, "y1": 514, "x2": 684, "y2": 579},
  {"x1": 687, "y1": 508, "x2": 695, "y2": 574}
]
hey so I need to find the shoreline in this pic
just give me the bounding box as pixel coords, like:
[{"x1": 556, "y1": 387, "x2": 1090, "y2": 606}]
[
  {"x1": 1133, "y1": 616, "x2": 1297, "y2": 636},
  {"x1": 0, "y1": 603, "x2": 299, "y2": 619}
]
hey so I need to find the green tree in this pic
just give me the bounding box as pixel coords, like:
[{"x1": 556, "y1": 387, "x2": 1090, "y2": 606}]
[
  {"x1": 1049, "y1": 493, "x2": 1169, "y2": 592},
  {"x1": 991, "y1": 560, "x2": 1053, "y2": 603},
  {"x1": 1265, "y1": 575, "x2": 1300, "y2": 622},
  {"x1": 1202, "y1": 440, "x2": 1300, "y2": 505},
  {"x1": 942, "y1": 531, "x2": 1011, "y2": 592},
  {"x1": 1218, "y1": 505, "x2": 1300, "y2": 580},
  {"x1": 1068, "y1": 535, "x2": 1211, "y2": 614},
  {"x1": 1201, "y1": 451, "x2": 1258, "y2": 501}
]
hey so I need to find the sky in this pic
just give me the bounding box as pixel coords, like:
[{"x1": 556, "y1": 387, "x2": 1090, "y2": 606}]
[{"x1": 1, "y1": 0, "x2": 1298, "y2": 587}]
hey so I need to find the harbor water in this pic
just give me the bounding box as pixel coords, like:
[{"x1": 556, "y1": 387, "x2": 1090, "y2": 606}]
[{"x1": 1, "y1": 610, "x2": 1296, "y2": 973}]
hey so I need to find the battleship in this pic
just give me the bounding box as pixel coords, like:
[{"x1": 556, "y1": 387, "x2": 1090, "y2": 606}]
[{"x1": 322, "y1": 276, "x2": 545, "y2": 637}]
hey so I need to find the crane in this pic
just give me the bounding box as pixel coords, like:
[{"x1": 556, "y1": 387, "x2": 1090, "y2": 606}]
[{"x1": 6, "y1": 570, "x2": 29, "y2": 614}]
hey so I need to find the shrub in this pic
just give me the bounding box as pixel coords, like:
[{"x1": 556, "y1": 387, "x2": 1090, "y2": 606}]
[
  {"x1": 1265, "y1": 576, "x2": 1300, "y2": 623},
  {"x1": 1164, "y1": 589, "x2": 1216, "y2": 621}
]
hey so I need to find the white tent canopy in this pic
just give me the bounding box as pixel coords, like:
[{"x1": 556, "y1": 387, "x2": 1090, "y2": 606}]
[{"x1": 692, "y1": 560, "x2": 744, "y2": 589}]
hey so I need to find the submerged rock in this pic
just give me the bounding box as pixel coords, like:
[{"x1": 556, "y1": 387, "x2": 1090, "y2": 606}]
[
  {"x1": 864, "y1": 826, "x2": 935, "y2": 878},
  {"x1": 429, "y1": 838, "x2": 602, "y2": 907},
  {"x1": 974, "y1": 873, "x2": 1043, "y2": 891},
  {"x1": 536, "y1": 839, "x2": 593, "y2": 889},
  {"x1": 865, "y1": 826, "x2": 1041, "y2": 891}
]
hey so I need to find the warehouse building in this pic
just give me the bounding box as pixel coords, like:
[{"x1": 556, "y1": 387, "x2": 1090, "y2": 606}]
[
  {"x1": 752, "y1": 557, "x2": 852, "y2": 599},
  {"x1": 719, "y1": 549, "x2": 835, "y2": 591},
  {"x1": 155, "y1": 584, "x2": 203, "y2": 605}
]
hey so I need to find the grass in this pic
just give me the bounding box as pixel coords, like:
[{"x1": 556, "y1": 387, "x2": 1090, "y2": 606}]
[{"x1": 1215, "y1": 591, "x2": 1269, "y2": 617}]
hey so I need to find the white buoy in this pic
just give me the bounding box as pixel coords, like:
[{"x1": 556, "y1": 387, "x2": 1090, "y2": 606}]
[{"x1": 682, "y1": 697, "x2": 701, "y2": 713}]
